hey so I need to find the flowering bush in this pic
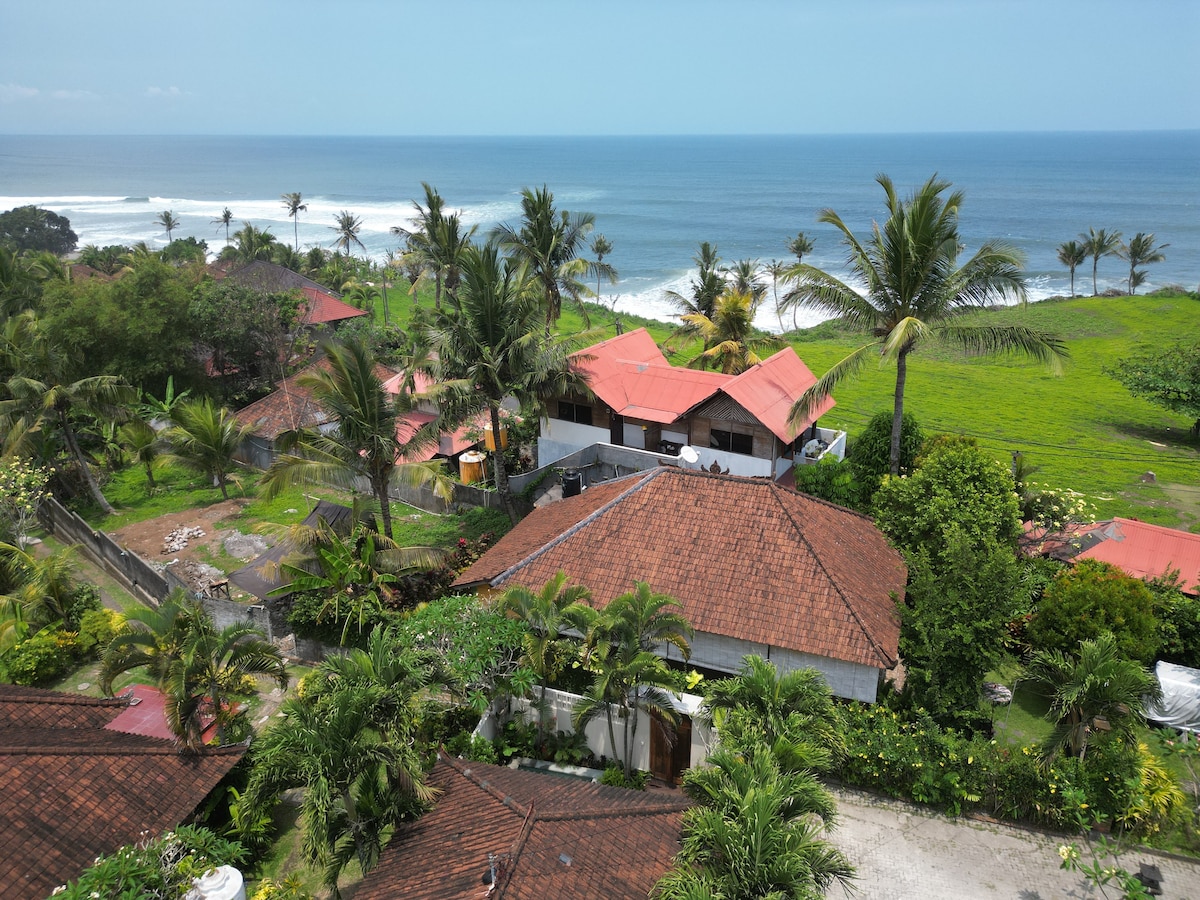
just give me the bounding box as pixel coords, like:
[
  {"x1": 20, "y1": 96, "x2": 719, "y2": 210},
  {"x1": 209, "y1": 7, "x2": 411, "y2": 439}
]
[
  {"x1": 2, "y1": 630, "x2": 81, "y2": 686},
  {"x1": 0, "y1": 457, "x2": 49, "y2": 545}
]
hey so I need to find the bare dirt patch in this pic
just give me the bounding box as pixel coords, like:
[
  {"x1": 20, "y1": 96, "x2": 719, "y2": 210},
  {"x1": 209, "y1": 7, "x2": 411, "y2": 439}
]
[{"x1": 107, "y1": 500, "x2": 273, "y2": 593}]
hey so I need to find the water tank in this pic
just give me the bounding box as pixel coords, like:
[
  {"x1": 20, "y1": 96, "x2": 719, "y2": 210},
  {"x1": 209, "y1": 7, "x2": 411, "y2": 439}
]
[
  {"x1": 484, "y1": 422, "x2": 508, "y2": 451},
  {"x1": 191, "y1": 866, "x2": 246, "y2": 900},
  {"x1": 562, "y1": 469, "x2": 584, "y2": 497},
  {"x1": 459, "y1": 450, "x2": 487, "y2": 484}
]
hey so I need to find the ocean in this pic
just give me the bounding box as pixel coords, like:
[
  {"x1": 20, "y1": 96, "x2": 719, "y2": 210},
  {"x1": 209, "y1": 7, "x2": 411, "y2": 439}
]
[{"x1": 2, "y1": 132, "x2": 1197, "y2": 331}]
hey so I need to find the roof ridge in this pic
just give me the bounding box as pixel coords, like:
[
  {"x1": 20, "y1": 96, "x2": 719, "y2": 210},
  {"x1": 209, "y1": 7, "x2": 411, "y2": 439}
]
[
  {"x1": 443, "y1": 755, "x2": 531, "y2": 819},
  {"x1": 0, "y1": 691, "x2": 129, "y2": 708},
  {"x1": 489, "y1": 470, "x2": 663, "y2": 587},
  {"x1": 538, "y1": 800, "x2": 690, "y2": 821},
  {"x1": 498, "y1": 801, "x2": 538, "y2": 897},
  {"x1": 0, "y1": 742, "x2": 244, "y2": 757},
  {"x1": 766, "y1": 480, "x2": 896, "y2": 667}
]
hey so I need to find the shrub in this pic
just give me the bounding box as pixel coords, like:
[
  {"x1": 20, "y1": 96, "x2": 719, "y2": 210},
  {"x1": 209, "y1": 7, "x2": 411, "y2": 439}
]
[
  {"x1": 250, "y1": 876, "x2": 315, "y2": 900},
  {"x1": 599, "y1": 764, "x2": 649, "y2": 790},
  {"x1": 2, "y1": 629, "x2": 81, "y2": 685},
  {"x1": 793, "y1": 457, "x2": 868, "y2": 511},
  {"x1": 1027, "y1": 560, "x2": 1160, "y2": 663},
  {"x1": 1149, "y1": 573, "x2": 1200, "y2": 669},
  {"x1": 77, "y1": 607, "x2": 122, "y2": 657},
  {"x1": 445, "y1": 731, "x2": 500, "y2": 765},
  {"x1": 61, "y1": 583, "x2": 102, "y2": 631},
  {"x1": 849, "y1": 409, "x2": 925, "y2": 482}
]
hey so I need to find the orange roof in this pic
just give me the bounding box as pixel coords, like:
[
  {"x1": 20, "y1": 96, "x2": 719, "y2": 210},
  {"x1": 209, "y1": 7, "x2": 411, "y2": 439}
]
[
  {"x1": 1075, "y1": 518, "x2": 1200, "y2": 592},
  {"x1": 722, "y1": 348, "x2": 836, "y2": 440},
  {"x1": 297, "y1": 285, "x2": 369, "y2": 325},
  {"x1": 356, "y1": 753, "x2": 688, "y2": 900},
  {"x1": 454, "y1": 468, "x2": 904, "y2": 669},
  {"x1": 574, "y1": 328, "x2": 834, "y2": 437}
]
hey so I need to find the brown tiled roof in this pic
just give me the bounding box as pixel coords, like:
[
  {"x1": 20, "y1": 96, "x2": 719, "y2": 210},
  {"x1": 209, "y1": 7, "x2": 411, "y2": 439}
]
[
  {"x1": 233, "y1": 362, "x2": 331, "y2": 439},
  {"x1": 0, "y1": 685, "x2": 246, "y2": 900},
  {"x1": 356, "y1": 753, "x2": 689, "y2": 900},
  {"x1": 454, "y1": 468, "x2": 905, "y2": 668}
]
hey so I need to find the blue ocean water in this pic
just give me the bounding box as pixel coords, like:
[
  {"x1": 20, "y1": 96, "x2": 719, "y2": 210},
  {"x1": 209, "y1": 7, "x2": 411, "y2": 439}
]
[{"x1": 1, "y1": 133, "x2": 1197, "y2": 330}]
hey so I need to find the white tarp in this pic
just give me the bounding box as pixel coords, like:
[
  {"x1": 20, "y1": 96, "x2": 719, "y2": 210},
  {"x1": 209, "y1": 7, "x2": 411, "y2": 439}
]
[{"x1": 1145, "y1": 660, "x2": 1200, "y2": 734}]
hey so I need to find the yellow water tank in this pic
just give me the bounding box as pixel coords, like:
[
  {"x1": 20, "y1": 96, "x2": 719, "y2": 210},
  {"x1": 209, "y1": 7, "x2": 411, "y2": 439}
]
[
  {"x1": 484, "y1": 422, "x2": 508, "y2": 451},
  {"x1": 459, "y1": 450, "x2": 487, "y2": 484}
]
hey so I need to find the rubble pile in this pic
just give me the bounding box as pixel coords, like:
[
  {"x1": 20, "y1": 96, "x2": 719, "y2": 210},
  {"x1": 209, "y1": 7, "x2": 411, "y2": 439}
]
[{"x1": 161, "y1": 526, "x2": 206, "y2": 555}]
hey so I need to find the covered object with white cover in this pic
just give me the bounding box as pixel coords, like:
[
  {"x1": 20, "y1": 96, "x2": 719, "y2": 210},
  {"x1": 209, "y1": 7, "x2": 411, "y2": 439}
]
[{"x1": 1145, "y1": 661, "x2": 1200, "y2": 734}]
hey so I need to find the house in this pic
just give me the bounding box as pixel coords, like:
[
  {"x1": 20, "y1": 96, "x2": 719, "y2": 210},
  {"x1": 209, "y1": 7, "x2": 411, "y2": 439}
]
[
  {"x1": 0, "y1": 684, "x2": 246, "y2": 900},
  {"x1": 453, "y1": 467, "x2": 906, "y2": 703},
  {"x1": 538, "y1": 328, "x2": 844, "y2": 480},
  {"x1": 355, "y1": 751, "x2": 690, "y2": 900},
  {"x1": 218, "y1": 259, "x2": 368, "y2": 330},
  {"x1": 233, "y1": 361, "x2": 483, "y2": 471},
  {"x1": 1037, "y1": 517, "x2": 1200, "y2": 595}
]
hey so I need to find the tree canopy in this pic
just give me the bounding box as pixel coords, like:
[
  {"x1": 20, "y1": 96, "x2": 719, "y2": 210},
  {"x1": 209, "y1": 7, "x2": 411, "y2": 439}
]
[
  {"x1": 1108, "y1": 341, "x2": 1200, "y2": 436},
  {"x1": 0, "y1": 206, "x2": 78, "y2": 255}
]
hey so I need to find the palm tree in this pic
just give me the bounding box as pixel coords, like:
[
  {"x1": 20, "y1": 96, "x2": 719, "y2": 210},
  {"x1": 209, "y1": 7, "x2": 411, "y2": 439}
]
[
  {"x1": 788, "y1": 232, "x2": 815, "y2": 264},
  {"x1": 156, "y1": 210, "x2": 180, "y2": 242},
  {"x1": 723, "y1": 258, "x2": 766, "y2": 302},
  {"x1": 282, "y1": 192, "x2": 307, "y2": 251},
  {"x1": 261, "y1": 336, "x2": 449, "y2": 539},
  {"x1": 162, "y1": 398, "x2": 254, "y2": 500},
  {"x1": 1025, "y1": 632, "x2": 1161, "y2": 761},
  {"x1": 1119, "y1": 232, "x2": 1169, "y2": 295},
  {"x1": 220, "y1": 223, "x2": 278, "y2": 264},
  {"x1": 589, "y1": 233, "x2": 618, "y2": 307},
  {"x1": 575, "y1": 582, "x2": 691, "y2": 779},
  {"x1": 166, "y1": 620, "x2": 287, "y2": 748},
  {"x1": 99, "y1": 591, "x2": 209, "y2": 695},
  {"x1": 212, "y1": 207, "x2": 234, "y2": 246},
  {"x1": 245, "y1": 685, "x2": 434, "y2": 897},
  {"x1": 118, "y1": 418, "x2": 163, "y2": 489},
  {"x1": 784, "y1": 174, "x2": 1067, "y2": 476},
  {"x1": 1080, "y1": 227, "x2": 1123, "y2": 296},
  {"x1": 655, "y1": 747, "x2": 853, "y2": 900},
  {"x1": 492, "y1": 185, "x2": 595, "y2": 330},
  {"x1": 0, "y1": 541, "x2": 82, "y2": 630},
  {"x1": 1056, "y1": 239, "x2": 1087, "y2": 297},
  {"x1": 0, "y1": 312, "x2": 136, "y2": 514},
  {"x1": 497, "y1": 572, "x2": 595, "y2": 747},
  {"x1": 330, "y1": 210, "x2": 366, "y2": 257},
  {"x1": 667, "y1": 242, "x2": 725, "y2": 321},
  {"x1": 700, "y1": 655, "x2": 843, "y2": 771},
  {"x1": 682, "y1": 291, "x2": 783, "y2": 374},
  {"x1": 430, "y1": 242, "x2": 592, "y2": 523},
  {"x1": 395, "y1": 184, "x2": 477, "y2": 311}
]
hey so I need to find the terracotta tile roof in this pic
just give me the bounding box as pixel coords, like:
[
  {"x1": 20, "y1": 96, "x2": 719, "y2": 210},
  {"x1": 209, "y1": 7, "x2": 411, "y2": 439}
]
[
  {"x1": 454, "y1": 468, "x2": 904, "y2": 669},
  {"x1": 233, "y1": 363, "x2": 330, "y2": 439},
  {"x1": 0, "y1": 685, "x2": 246, "y2": 900},
  {"x1": 573, "y1": 328, "x2": 834, "y2": 438},
  {"x1": 221, "y1": 260, "x2": 368, "y2": 326},
  {"x1": 356, "y1": 753, "x2": 689, "y2": 900},
  {"x1": 296, "y1": 285, "x2": 369, "y2": 326}
]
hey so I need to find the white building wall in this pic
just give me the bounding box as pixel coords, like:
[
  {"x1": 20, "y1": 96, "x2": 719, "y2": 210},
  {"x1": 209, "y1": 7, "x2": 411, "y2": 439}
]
[
  {"x1": 538, "y1": 420, "x2": 609, "y2": 465},
  {"x1": 695, "y1": 447, "x2": 773, "y2": 478}
]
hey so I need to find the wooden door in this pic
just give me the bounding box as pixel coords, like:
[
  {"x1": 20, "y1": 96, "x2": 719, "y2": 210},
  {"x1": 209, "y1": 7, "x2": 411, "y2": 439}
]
[{"x1": 649, "y1": 712, "x2": 692, "y2": 784}]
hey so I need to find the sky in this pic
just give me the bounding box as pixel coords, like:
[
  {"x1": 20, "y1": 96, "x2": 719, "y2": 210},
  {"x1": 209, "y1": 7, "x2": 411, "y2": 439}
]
[{"x1": 2, "y1": 0, "x2": 1198, "y2": 135}]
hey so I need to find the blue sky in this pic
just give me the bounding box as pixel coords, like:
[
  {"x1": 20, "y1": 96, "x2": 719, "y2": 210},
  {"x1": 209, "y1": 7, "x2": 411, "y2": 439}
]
[{"x1": 2, "y1": 0, "x2": 1197, "y2": 135}]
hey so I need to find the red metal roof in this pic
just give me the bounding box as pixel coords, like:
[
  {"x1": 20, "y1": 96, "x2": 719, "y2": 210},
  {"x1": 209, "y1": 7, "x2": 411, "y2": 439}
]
[
  {"x1": 297, "y1": 286, "x2": 369, "y2": 325},
  {"x1": 574, "y1": 328, "x2": 834, "y2": 438},
  {"x1": 1077, "y1": 518, "x2": 1200, "y2": 592}
]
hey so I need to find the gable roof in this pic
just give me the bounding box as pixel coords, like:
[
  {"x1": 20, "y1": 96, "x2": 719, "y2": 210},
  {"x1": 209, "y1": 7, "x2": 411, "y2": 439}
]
[
  {"x1": 1052, "y1": 518, "x2": 1200, "y2": 593},
  {"x1": 454, "y1": 468, "x2": 904, "y2": 669},
  {"x1": 573, "y1": 328, "x2": 834, "y2": 436},
  {"x1": 232, "y1": 362, "x2": 332, "y2": 439},
  {"x1": 0, "y1": 685, "x2": 246, "y2": 900},
  {"x1": 356, "y1": 753, "x2": 689, "y2": 900},
  {"x1": 221, "y1": 260, "x2": 367, "y2": 326}
]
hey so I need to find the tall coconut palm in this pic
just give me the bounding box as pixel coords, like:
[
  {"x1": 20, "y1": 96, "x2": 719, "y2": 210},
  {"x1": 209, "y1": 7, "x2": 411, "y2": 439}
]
[
  {"x1": 666, "y1": 241, "x2": 725, "y2": 321},
  {"x1": 166, "y1": 620, "x2": 287, "y2": 748},
  {"x1": 0, "y1": 312, "x2": 135, "y2": 514},
  {"x1": 281, "y1": 192, "x2": 307, "y2": 251},
  {"x1": 246, "y1": 684, "x2": 434, "y2": 897},
  {"x1": 589, "y1": 233, "x2": 618, "y2": 307},
  {"x1": 682, "y1": 291, "x2": 783, "y2": 374},
  {"x1": 0, "y1": 541, "x2": 82, "y2": 630},
  {"x1": 220, "y1": 223, "x2": 278, "y2": 264},
  {"x1": 1119, "y1": 232, "x2": 1169, "y2": 296},
  {"x1": 1080, "y1": 227, "x2": 1123, "y2": 296},
  {"x1": 156, "y1": 210, "x2": 180, "y2": 242},
  {"x1": 162, "y1": 397, "x2": 254, "y2": 500},
  {"x1": 395, "y1": 184, "x2": 477, "y2": 311},
  {"x1": 723, "y1": 258, "x2": 766, "y2": 302},
  {"x1": 1056, "y1": 239, "x2": 1087, "y2": 297},
  {"x1": 1025, "y1": 632, "x2": 1161, "y2": 761},
  {"x1": 212, "y1": 207, "x2": 234, "y2": 246},
  {"x1": 497, "y1": 572, "x2": 595, "y2": 746},
  {"x1": 492, "y1": 185, "x2": 595, "y2": 330},
  {"x1": 655, "y1": 747, "x2": 853, "y2": 900},
  {"x1": 784, "y1": 174, "x2": 1067, "y2": 476},
  {"x1": 430, "y1": 242, "x2": 592, "y2": 524},
  {"x1": 261, "y1": 336, "x2": 449, "y2": 539},
  {"x1": 330, "y1": 210, "x2": 366, "y2": 257}
]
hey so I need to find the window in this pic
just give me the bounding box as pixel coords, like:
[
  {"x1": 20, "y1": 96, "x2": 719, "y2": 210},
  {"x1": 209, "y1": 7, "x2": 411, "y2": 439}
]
[
  {"x1": 710, "y1": 428, "x2": 753, "y2": 455},
  {"x1": 554, "y1": 399, "x2": 593, "y2": 426}
]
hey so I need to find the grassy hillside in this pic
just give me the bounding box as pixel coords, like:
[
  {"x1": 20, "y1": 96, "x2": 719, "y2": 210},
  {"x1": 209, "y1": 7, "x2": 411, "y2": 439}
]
[{"x1": 374, "y1": 285, "x2": 1200, "y2": 528}]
